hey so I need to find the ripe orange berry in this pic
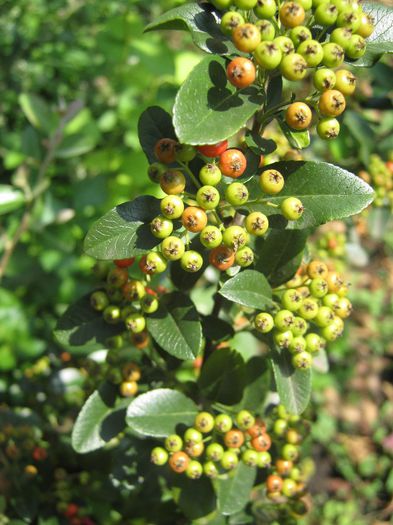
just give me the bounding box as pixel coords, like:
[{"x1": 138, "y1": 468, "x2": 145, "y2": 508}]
[
  {"x1": 251, "y1": 433, "x2": 272, "y2": 451},
  {"x1": 285, "y1": 102, "x2": 312, "y2": 130},
  {"x1": 227, "y1": 57, "x2": 256, "y2": 89},
  {"x1": 169, "y1": 451, "x2": 190, "y2": 473},
  {"x1": 219, "y1": 149, "x2": 247, "y2": 178},
  {"x1": 209, "y1": 246, "x2": 235, "y2": 271},
  {"x1": 224, "y1": 429, "x2": 245, "y2": 448},
  {"x1": 266, "y1": 474, "x2": 283, "y2": 492},
  {"x1": 181, "y1": 207, "x2": 208, "y2": 233}
]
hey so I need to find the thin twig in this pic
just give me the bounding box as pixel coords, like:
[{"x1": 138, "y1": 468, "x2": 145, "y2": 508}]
[{"x1": 0, "y1": 100, "x2": 83, "y2": 281}]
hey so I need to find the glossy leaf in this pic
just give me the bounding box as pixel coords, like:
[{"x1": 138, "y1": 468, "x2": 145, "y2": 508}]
[
  {"x1": 138, "y1": 106, "x2": 176, "y2": 164},
  {"x1": 351, "y1": 2, "x2": 393, "y2": 67},
  {"x1": 178, "y1": 478, "x2": 216, "y2": 520},
  {"x1": 126, "y1": 388, "x2": 198, "y2": 437},
  {"x1": 198, "y1": 348, "x2": 246, "y2": 405},
  {"x1": 173, "y1": 55, "x2": 264, "y2": 145},
  {"x1": 255, "y1": 229, "x2": 308, "y2": 287},
  {"x1": 144, "y1": 2, "x2": 238, "y2": 55},
  {"x1": 247, "y1": 161, "x2": 374, "y2": 229},
  {"x1": 270, "y1": 349, "x2": 311, "y2": 415},
  {"x1": 147, "y1": 292, "x2": 203, "y2": 360},
  {"x1": 84, "y1": 196, "x2": 161, "y2": 259},
  {"x1": 0, "y1": 185, "x2": 25, "y2": 215},
  {"x1": 278, "y1": 119, "x2": 310, "y2": 150},
  {"x1": 231, "y1": 356, "x2": 270, "y2": 412},
  {"x1": 217, "y1": 463, "x2": 257, "y2": 516},
  {"x1": 343, "y1": 111, "x2": 374, "y2": 166},
  {"x1": 72, "y1": 382, "x2": 127, "y2": 453},
  {"x1": 54, "y1": 293, "x2": 123, "y2": 348},
  {"x1": 219, "y1": 270, "x2": 273, "y2": 310}
]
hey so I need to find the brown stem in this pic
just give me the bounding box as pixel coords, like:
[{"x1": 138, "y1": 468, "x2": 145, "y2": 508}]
[{"x1": 0, "y1": 100, "x2": 83, "y2": 281}]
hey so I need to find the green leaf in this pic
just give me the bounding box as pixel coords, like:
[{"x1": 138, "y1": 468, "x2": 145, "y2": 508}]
[
  {"x1": 278, "y1": 118, "x2": 310, "y2": 150},
  {"x1": 147, "y1": 292, "x2": 203, "y2": 360},
  {"x1": 178, "y1": 478, "x2": 216, "y2": 520},
  {"x1": 231, "y1": 356, "x2": 270, "y2": 412},
  {"x1": 217, "y1": 463, "x2": 257, "y2": 515},
  {"x1": 144, "y1": 2, "x2": 238, "y2": 55},
  {"x1": 19, "y1": 93, "x2": 58, "y2": 133},
  {"x1": 84, "y1": 196, "x2": 161, "y2": 260},
  {"x1": 126, "y1": 388, "x2": 198, "y2": 437},
  {"x1": 343, "y1": 111, "x2": 373, "y2": 165},
  {"x1": 173, "y1": 55, "x2": 264, "y2": 145},
  {"x1": 270, "y1": 349, "x2": 311, "y2": 415},
  {"x1": 72, "y1": 382, "x2": 127, "y2": 453},
  {"x1": 247, "y1": 161, "x2": 374, "y2": 229},
  {"x1": 55, "y1": 132, "x2": 98, "y2": 158},
  {"x1": 351, "y1": 2, "x2": 393, "y2": 67},
  {"x1": 312, "y1": 348, "x2": 329, "y2": 373},
  {"x1": 138, "y1": 106, "x2": 176, "y2": 164},
  {"x1": 0, "y1": 185, "x2": 25, "y2": 215},
  {"x1": 201, "y1": 314, "x2": 234, "y2": 343},
  {"x1": 244, "y1": 130, "x2": 276, "y2": 156},
  {"x1": 54, "y1": 293, "x2": 123, "y2": 348},
  {"x1": 255, "y1": 229, "x2": 308, "y2": 287},
  {"x1": 198, "y1": 348, "x2": 246, "y2": 405},
  {"x1": 219, "y1": 270, "x2": 273, "y2": 310}
]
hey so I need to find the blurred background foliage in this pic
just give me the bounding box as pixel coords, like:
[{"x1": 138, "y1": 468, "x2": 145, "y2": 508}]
[{"x1": 0, "y1": 0, "x2": 392, "y2": 523}]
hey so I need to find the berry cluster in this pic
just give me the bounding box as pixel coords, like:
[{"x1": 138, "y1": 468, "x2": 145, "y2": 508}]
[
  {"x1": 62, "y1": 503, "x2": 95, "y2": 525},
  {"x1": 315, "y1": 226, "x2": 346, "y2": 259},
  {"x1": 214, "y1": 0, "x2": 374, "y2": 140},
  {"x1": 90, "y1": 258, "x2": 156, "y2": 350},
  {"x1": 119, "y1": 362, "x2": 141, "y2": 398},
  {"x1": 359, "y1": 154, "x2": 393, "y2": 208},
  {"x1": 147, "y1": 138, "x2": 303, "y2": 273},
  {"x1": 254, "y1": 260, "x2": 351, "y2": 369},
  {"x1": 151, "y1": 407, "x2": 311, "y2": 499}
]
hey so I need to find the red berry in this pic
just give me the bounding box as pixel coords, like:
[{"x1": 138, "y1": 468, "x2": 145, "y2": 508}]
[{"x1": 197, "y1": 141, "x2": 229, "y2": 158}]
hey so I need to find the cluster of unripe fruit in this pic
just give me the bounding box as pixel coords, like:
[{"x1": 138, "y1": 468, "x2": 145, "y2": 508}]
[
  {"x1": 212, "y1": 0, "x2": 374, "y2": 140},
  {"x1": 358, "y1": 154, "x2": 393, "y2": 209},
  {"x1": 254, "y1": 259, "x2": 351, "y2": 369},
  {"x1": 90, "y1": 258, "x2": 154, "y2": 351},
  {"x1": 315, "y1": 228, "x2": 346, "y2": 259},
  {"x1": 151, "y1": 407, "x2": 310, "y2": 500},
  {"x1": 146, "y1": 137, "x2": 304, "y2": 273},
  {"x1": 1, "y1": 424, "x2": 48, "y2": 478}
]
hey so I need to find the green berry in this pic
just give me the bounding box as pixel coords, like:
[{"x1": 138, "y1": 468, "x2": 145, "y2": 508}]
[
  {"x1": 274, "y1": 309, "x2": 295, "y2": 330},
  {"x1": 181, "y1": 250, "x2": 203, "y2": 273},
  {"x1": 160, "y1": 195, "x2": 184, "y2": 219},
  {"x1": 150, "y1": 215, "x2": 173, "y2": 239},
  {"x1": 257, "y1": 451, "x2": 272, "y2": 468},
  {"x1": 289, "y1": 336, "x2": 307, "y2": 354},
  {"x1": 282, "y1": 289, "x2": 303, "y2": 312},
  {"x1": 184, "y1": 428, "x2": 203, "y2": 444},
  {"x1": 235, "y1": 246, "x2": 255, "y2": 267},
  {"x1": 175, "y1": 144, "x2": 196, "y2": 162},
  {"x1": 151, "y1": 447, "x2": 168, "y2": 465},
  {"x1": 200, "y1": 226, "x2": 223, "y2": 249},
  {"x1": 305, "y1": 332, "x2": 322, "y2": 353},
  {"x1": 236, "y1": 410, "x2": 256, "y2": 430},
  {"x1": 242, "y1": 449, "x2": 259, "y2": 467},
  {"x1": 274, "y1": 330, "x2": 294, "y2": 349},
  {"x1": 282, "y1": 443, "x2": 299, "y2": 461},
  {"x1": 289, "y1": 26, "x2": 312, "y2": 47},
  {"x1": 317, "y1": 117, "x2": 340, "y2": 140},
  {"x1": 165, "y1": 434, "x2": 183, "y2": 452},
  {"x1": 309, "y1": 277, "x2": 328, "y2": 298},
  {"x1": 103, "y1": 305, "x2": 122, "y2": 324},
  {"x1": 260, "y1": 169, "x2": 285, "y2": 194},
  {"x1": 206, "y1": 443, "x2": 225, "y2": 461},
  {"x1": 254, "y1": 0, "x2": 277, "y2": 18},
  {"x1": 203, "y1": 461, "x2": 219, "y2": 478},
  {"x1": 221, "y1": 450, "x2": 239, "y2": 470},
  {"x1": 292, "y1": 351, "x2": 312, "y2": 370},
  {"x1": 199, "y1": 163, "x2": 222, "y2": 186},
  {"x1": 245, "y1": 211, "x2": 269, "y2": 236},
  {"x1": 255, "y1": 312, "x2": 274, "y2": 333},
  {"x1": 186, "y1": 460, "x2": 203, "y2": 479},
  {"x1": 90, "y1": 291, "x2": 109, "y2": 312},
  {"x1": 292, "y1": 317, "x2": 308, "y2": 336},
  {"x1": 196, "y1": 185, "x2": 220, "y2": 210},
  {"x1": 195, "y1": 412, "x2": 215, "y2": 433},
  {"x1": 215, "y1": 414, "x2": 233, "y2": 433},
  {"x1": 254, "y1": 41, "x2": 282, "y2": 69},
  {"x1": 221, "y1": 11, "x2": 245, "y2": 35},
  {"x1": 161, "y1": 236, "x2": 185, "y2": 261},
  {"x1": 273, "y1": 419, "x2": 288, "y2": 436},
  {"x1": 282, "y1": 478, "x2": 297, "y2": 497},
  {"x1": 297, "y1": 39, "x2": 324, "y2": 67},
  {"x1": 125, "y1": 313, "x2": 146, "y2": 333},
  {"x1": 225, "y1": 182, "x2": 249, "y2": 206},
  {"x1": 313, "y1": 68, "x2": 336, "y2": 91},
  {"x1": 322, "y1": 43, "x2": 344, "y2": 68},
  {"x1": 281, "y1": 197, "x2": 304, "y2": 221},
  {"x1": 222, "y1": 225, "x2": 248, "y2": 251},
  {"x1": 141, "y1": 294, "x2": 159, "y2": 314}
]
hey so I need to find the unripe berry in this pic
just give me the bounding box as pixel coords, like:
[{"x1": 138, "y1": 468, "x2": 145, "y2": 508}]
[
  {"x1": 221, "y1": 450, "x2": 239, "y2": 470},
  {"x1": 151, "y1": 447, "x2": 168, "y2": 466},
  {"x1": 255, "y1": 312, "x2": 274, "y2": 333},
  {"x1": 215, "y1": 414, "x2": 233, "y2": 433},
  {"x1": 206, "y1": 443, "x2": 225, "y2": 462},
  {"x1": 165, "y1": 434, "x2": 183, "y2": 452}
]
